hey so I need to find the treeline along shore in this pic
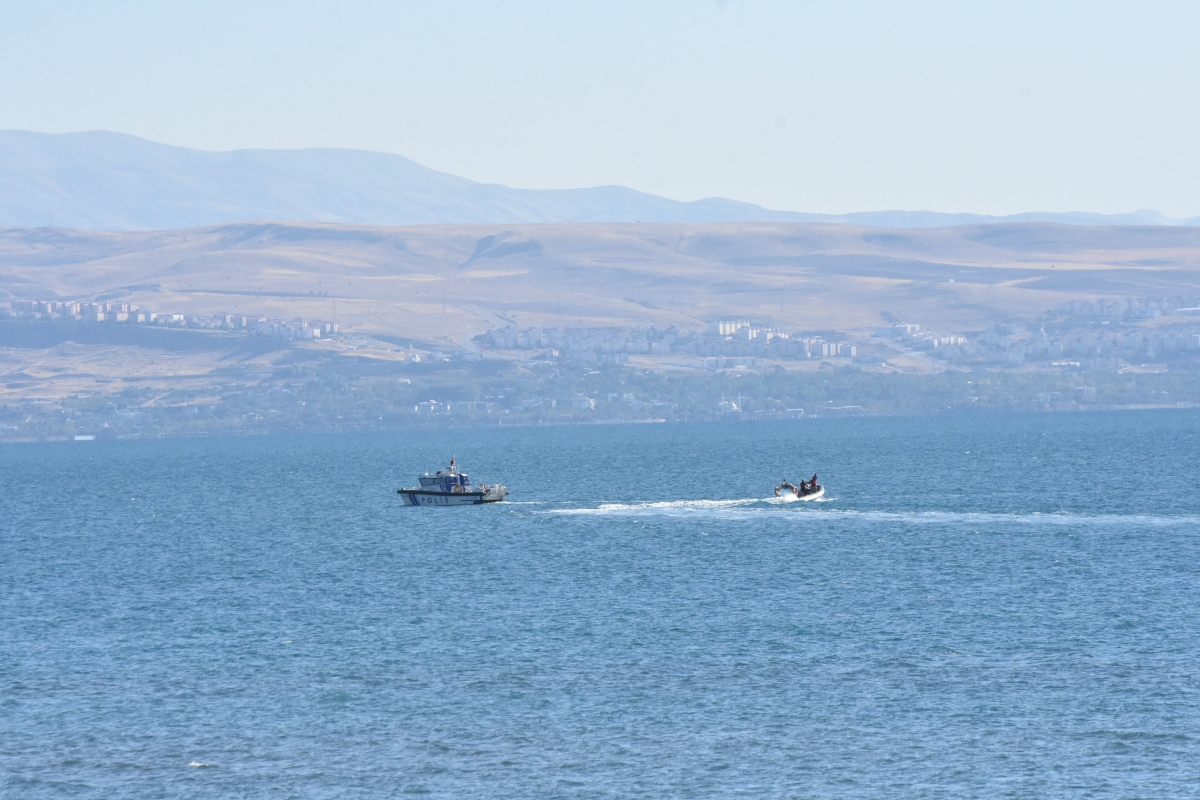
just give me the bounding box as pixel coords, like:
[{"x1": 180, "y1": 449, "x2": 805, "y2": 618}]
[{"x1": 3, "y1": 337, "x2": 1199, "y2": 442}]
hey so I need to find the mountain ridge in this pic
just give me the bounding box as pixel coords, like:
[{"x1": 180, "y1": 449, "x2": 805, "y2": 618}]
[{"x1": 2, "y1": 130, "x2": 1197, "y2": 231}]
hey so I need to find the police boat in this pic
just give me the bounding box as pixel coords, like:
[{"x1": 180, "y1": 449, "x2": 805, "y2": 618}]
[{"x1": 397, "y1": 459, "x2": 508, "y2": 506}]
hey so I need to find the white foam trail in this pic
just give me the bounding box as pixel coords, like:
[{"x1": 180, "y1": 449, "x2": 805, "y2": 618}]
[
  {"x1": 549, "y1": 496, "x2": 758, "y2": 515},
  {"x1": 543, "y1": 498, "x2": 810, "y2": 518},
  {"x1": 542, "y1": 500, "x2": 1199, "y2": 527}
]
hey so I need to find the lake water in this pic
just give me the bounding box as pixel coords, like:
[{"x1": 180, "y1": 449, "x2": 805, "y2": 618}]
[{"x1": 3, "y1": 411, "x2": 1200, "y2": 798}]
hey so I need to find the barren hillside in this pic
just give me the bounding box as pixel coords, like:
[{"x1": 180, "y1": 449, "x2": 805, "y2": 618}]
[{"x1": 3, "y1": 221, "x2": 1200, "y2": 344}]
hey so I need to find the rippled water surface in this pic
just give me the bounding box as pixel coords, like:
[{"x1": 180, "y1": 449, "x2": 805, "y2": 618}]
[{"x1": 4, "y1": 411, "x2": 1200, "y2": 797}]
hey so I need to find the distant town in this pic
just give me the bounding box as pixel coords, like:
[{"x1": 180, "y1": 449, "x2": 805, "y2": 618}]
[
  {"x1": 5, "y1": 292, "x2": 1200, "y2": 376},
  {"x1": 5, "y1": 292, "x2": 1200, "y2": 374},
  {"x1": 5, "y1": 299, "x2": 338, "y2": 340},
  {"x1": 479, "y1": 321, "x2": 856, "y2": 365},
  {"x1": 477, "y1": 295, "x2": 1200, "y2": 373}
]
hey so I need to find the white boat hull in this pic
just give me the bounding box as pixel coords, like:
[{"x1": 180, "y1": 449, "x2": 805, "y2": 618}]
[
  {"x1": 398, "y1": 487, "x2": 507, "y2": 506},
  {"x1": 775, "y1": 485, "x2": 825, "y2": 501}
]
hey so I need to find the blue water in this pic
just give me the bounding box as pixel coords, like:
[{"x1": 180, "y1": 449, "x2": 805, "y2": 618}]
[{"x1": 3, "y1": 411, "x2": 1200, "y2": 798}]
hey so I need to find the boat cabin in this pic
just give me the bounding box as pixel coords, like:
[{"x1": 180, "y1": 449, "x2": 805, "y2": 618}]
[{"x1": 419, "y1": 471, "x2": 473, "y2": 493}]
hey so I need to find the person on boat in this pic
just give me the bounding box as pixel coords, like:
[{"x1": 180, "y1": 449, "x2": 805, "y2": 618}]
[
  {"x1": 809, "y1": 474, "x2": 818, "y2": 491},
  {"x1": 799, "y1": 479, "x2": 808, "y2": 491}
]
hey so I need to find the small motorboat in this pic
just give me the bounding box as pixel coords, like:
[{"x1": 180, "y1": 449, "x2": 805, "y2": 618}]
[
  {"x1": 773, "y1": 477, "x2": 824, "y2": 501},
  {"x1": 398, "y1": 459, "x2": 508, "y2": 506}
]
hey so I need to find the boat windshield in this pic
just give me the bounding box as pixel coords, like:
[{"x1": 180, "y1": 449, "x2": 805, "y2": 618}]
[{"x1": 417, "y1": 470, "x2": 474, "y2": 491}]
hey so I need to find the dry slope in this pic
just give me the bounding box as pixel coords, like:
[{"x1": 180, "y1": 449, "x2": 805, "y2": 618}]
[{"x1": 3, "y1": 222, "x2": 1200, "y2": 343}]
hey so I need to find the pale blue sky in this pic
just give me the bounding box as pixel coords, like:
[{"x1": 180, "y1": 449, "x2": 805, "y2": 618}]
[{"x1": 2, "y1": 1, "x2": 1198, "y2": 216}]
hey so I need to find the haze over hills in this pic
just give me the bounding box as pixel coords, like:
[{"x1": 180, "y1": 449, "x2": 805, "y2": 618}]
[{"x1": 2, "y1": 130, "x2": 1197, "y2": 231}]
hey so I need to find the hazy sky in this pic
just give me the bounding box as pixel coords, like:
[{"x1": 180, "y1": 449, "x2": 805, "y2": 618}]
[{"x1": 3, "y1": 1, "x2": 1198, "y2": 216}]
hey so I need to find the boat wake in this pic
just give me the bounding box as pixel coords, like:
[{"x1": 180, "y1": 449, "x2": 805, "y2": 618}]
[
  {"x1": 773, "y1": 492, "x2": 833, "y2": 503},
  {"x1": 542, "y1": 500, "x2": 1197, "y2": 527},
  {"x1": 544, "y1": 497, "x2": 828, "y2": 518}
]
